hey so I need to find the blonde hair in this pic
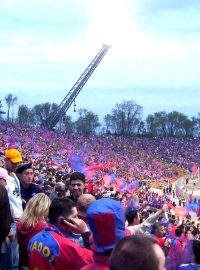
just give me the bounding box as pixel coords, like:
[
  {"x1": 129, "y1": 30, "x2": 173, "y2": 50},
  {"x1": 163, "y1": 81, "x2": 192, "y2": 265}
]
[{"x1": 20, "y1": 193, "x2": 51, "y2": 227}]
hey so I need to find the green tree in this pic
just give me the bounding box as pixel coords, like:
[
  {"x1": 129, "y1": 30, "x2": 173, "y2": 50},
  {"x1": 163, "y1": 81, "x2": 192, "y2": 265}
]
[
  {"x1": 166, "y1": 111, "x2": 188, "y2": 137},
  {"x1": 62, "y1": 115, "x2": 74, "y2": 132},
  {"x1": 32, "y1": 102, "x2": 58, "y2": 126},
  {"x1": 137, "y1": 121, "x2": 146, "y2": 136},
  {"x1": 104, "y1": 114, "x2": 114, "y2": 133},
  {"x1": 18, "y1": 105, "x2": 34, "y2": 125},
  {"x1": 146, "y1": 111, "x2": 196, "y2": 137},
  {"x1": 146, "y1": 111, "x2": 168, "y2": 137},
  {"x1": 75, "y1": 109, "x2": 100, "y2": 135}
]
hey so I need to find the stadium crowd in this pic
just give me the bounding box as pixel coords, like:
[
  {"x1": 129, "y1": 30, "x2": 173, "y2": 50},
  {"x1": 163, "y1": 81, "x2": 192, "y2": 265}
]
[{"x1": 1, "y1": 122, "x2": 200, "y2": 269}]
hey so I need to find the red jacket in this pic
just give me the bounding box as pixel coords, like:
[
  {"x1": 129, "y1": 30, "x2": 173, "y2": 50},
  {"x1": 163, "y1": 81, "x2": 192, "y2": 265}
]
[
  {"x1": 81, "y1": 253, "x2": 110, "y2": 270},
  {"x1": 28, "y1": 225, "x2": 93, "y2": 270},
  {"x1": 16, "y1": 220, "x2": 47, "y2": 267}
]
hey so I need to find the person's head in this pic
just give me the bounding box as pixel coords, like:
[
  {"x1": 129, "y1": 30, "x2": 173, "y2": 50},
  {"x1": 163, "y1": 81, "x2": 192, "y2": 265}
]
[
  {"x1": 77, "y1": 194, "x2": 96, "y2": 217},
  {"x1": 126, "y1": 208, "x2": 139, "y2": 225},
  {"x1": 70, "y1": 172, "x2": 86, "y2": 200},
  {"x1": 48, "y1": 198, "x2": 77, "y2": 233},
  {"x1": 193, "y1": 240, "x2": 200, "y2": 264},
  {"x1": 152, "y1": 222, "x2": 166, "y2": 238},
  {"x1": 44, "y1": 184, "x2": 54, "y2": 196},
  {"x1": 16, "y1": 163, "x2": 34, "y2": 187},
  {"x1": 178, "y1": 224, "x2": 185, "y2": 233},
  {"x1": 186, "y1": 230, "x2": 193, "y2": 240},
  {"x1": 4, "y1": 149, "x2": 23, "y2": 173},
  {"x1": 110, "y1": 235, "x2": 165, "y2": 270},
  {"x1": 175, "y1": 227, "x2": 182, "y2": 237},
  {"x1": 55, "y1": 181, "x2": 65, "y2": 192},
  {"x1": 86, "y1": 198, "x2": 125, "y2": 253},
  {"x1": 192, "y1": 229, "x2": 199, "y2": 240},
  {"x1": 19, "y1": 193, "x2": 51, "y2": 227},
  {"x1": 0, "y1": 167, "x2": 10, "y2": 187}
]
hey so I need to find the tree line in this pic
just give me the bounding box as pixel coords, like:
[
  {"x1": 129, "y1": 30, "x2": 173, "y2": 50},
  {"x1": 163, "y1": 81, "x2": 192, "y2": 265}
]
[{"x1": 1, "y1": 93, "x2": 200, "y2": 137}]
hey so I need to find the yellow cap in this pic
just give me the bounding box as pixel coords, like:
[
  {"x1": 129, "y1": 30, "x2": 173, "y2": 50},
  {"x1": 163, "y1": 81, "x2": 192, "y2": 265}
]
[{"x1": 5, "y1": 149, "x2": 23, "y2": 163}]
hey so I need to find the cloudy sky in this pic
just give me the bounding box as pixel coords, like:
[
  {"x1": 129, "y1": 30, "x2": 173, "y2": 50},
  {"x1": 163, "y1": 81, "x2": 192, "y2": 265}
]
[{"x1": 0, "y1": 0, "x2": 200, "y2": 122}]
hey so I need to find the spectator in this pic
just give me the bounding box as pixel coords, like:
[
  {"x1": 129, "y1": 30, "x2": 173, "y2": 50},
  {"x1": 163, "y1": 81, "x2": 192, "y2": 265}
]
[
  {"x1": 3, "y1": 149, "x2": 23, "y2": 270},
  {"x1": 77, "y1": 194, "x2": 96, "y2": 223},
  {"x1": 17, "y1": 193, "x2": 51, "y2": 270},
  {"x1": 126, "y1": 204, "x2": 168, "y2": 235},
  {"x1": 81, "y1": 198, "x2": 126, "y2": 270},
  {"x1": 167, "y1": 228, "x2": 184, "y2": 270},
  {"x1": 110, "y1": 235, "x2": 166, "y2": 270},
  {"x1": 4, "y1": 149, "x2": 23, "y2": 219},
  {"x1": 44, "y1": 184, "x2": 54, "y2": 197},
  {"x1": 0, "y1": 168, "x2": 12, "y2": 245},
  {"x1": 49, "y1": 182, "x2": 66, "y2": 201},
  {"x1": 28, "y1": 198, "x2": 93, "y2": 270},
  {"x1": 64, "y1": 194, "x2": 96, "y2": 247},
  {"x1": 16, "y1": 163, "x2": 41, "y2": 207},
  {"x1": 151, "y1": 222, "x2": 166, "y2": 249},
  {"x1": 179, "y1": 240, "x2": 200, "y2": 269}
]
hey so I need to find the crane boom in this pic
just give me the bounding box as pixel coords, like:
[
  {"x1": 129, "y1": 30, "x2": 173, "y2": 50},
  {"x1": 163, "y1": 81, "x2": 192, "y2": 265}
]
[{"x1": 48, "y1": 44, "x2": 111, "y2": 129}]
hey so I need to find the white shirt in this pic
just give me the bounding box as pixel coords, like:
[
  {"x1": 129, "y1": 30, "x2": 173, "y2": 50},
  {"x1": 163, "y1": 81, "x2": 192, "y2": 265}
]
[{"x1": 6, "y1": 173, "x2": 23, "y2": 219}]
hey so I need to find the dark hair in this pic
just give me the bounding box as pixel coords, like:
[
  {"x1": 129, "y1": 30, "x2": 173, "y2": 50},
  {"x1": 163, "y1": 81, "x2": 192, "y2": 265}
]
[
  {"x1": 70, "y1": 172, "x2": 85, "y2": 184},
  {"x1": 192, "y1": 229, "x2": 199, "y2": 237},
  {"x1": 178, "y1": 224, "x2": 185, "y2": 231},
  {"x1": 48, "y1": 198, "x2": 75, "y2": 224},
  {"x1": 151, "y1": 222, "x2": 163, "y2": 235},
  {"x1": 169, "y1": 218, "x2": 176, "y2": 225},
  {"x1": 175, "y1": 228, "x2": 182, "y2": 237},
  {"x1": 110, "y1": 235, "x2": 160, "y2": 270},
  {"x1": 125, "y1": 209, "x2": 138, "y2": 225},
  {"x1": 193, "y1": 240, "x2": 200, "y2": 264}
]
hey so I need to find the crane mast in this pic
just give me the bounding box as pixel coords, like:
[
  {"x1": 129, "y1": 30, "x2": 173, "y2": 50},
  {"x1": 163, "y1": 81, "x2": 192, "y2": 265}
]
[{"x1": 48, "y1": 44, "x2": 111, "y2": 129}]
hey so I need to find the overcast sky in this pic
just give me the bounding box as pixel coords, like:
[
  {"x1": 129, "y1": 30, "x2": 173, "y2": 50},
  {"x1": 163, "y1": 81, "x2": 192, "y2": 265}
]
[{"x1": 0, "y1": 0, "x2": 200, "y2": 122}]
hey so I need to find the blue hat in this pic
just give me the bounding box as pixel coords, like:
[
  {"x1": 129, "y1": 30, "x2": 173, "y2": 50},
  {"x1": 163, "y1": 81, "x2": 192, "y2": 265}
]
[
  {"x1": 44, "y1": 184, "x2": 53, "y2": 190},
  {"x1": 86, "y1": 198, "x2": 125, "y2": 253},
  {"x1": 37, "y1": 176, "x2": 45, "y2": 183}
]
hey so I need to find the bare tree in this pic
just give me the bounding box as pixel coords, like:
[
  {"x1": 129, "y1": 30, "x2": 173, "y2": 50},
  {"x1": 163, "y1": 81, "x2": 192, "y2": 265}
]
[{"x1": 4, "y1": 94, "x2": 18, "y2": 122}]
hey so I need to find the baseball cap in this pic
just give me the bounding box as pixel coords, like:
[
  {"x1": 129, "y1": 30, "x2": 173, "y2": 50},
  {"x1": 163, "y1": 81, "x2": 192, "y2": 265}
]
[
  {"x1": 5, "y1": 149, "x2": 23, "y2": 163},
  {"x1": 0, "y1": 167, "x2": 10, "y2": 181},
  {"x1": 16, "y1": 163, "x2": 32, "y2": 174},
  {"x1": 44, "y1": 184, "x2": 53, "y2": 190}
]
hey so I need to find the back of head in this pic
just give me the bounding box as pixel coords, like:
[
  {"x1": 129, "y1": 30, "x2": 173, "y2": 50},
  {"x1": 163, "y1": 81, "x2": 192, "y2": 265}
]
[
  {"x1": 175, "y1": 228, "x2": 182, "y2": 237},
  {"x1": 110, "y1": 235, "x2": 160, "y2": 270},
  {"x1": 86, "y1": 198, "x2": 125, "y2": 253},
  {"x1": 77, "y1": 194, "x2": 96, "y2": 214},
  {"x1": 48, "y1": 198, "x2": 75, "y2": 225},
  {"x1": 192, "y1": 229, "x2": 199, "y2": 237},
  {"x1": 125, "y1": 208, "x2": 138, "y2": 225},
  {"x1": 193, "y1": 240, "x2": 200, "y2": 264},
  {"x1": 55, "y1": 182, "x2": 66, "y2": 192}
]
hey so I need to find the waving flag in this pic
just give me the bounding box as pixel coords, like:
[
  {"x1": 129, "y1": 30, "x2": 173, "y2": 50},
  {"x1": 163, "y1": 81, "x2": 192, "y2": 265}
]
[{"x1": 189, "y1": 163, "x2": 198, "y2": 174}]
